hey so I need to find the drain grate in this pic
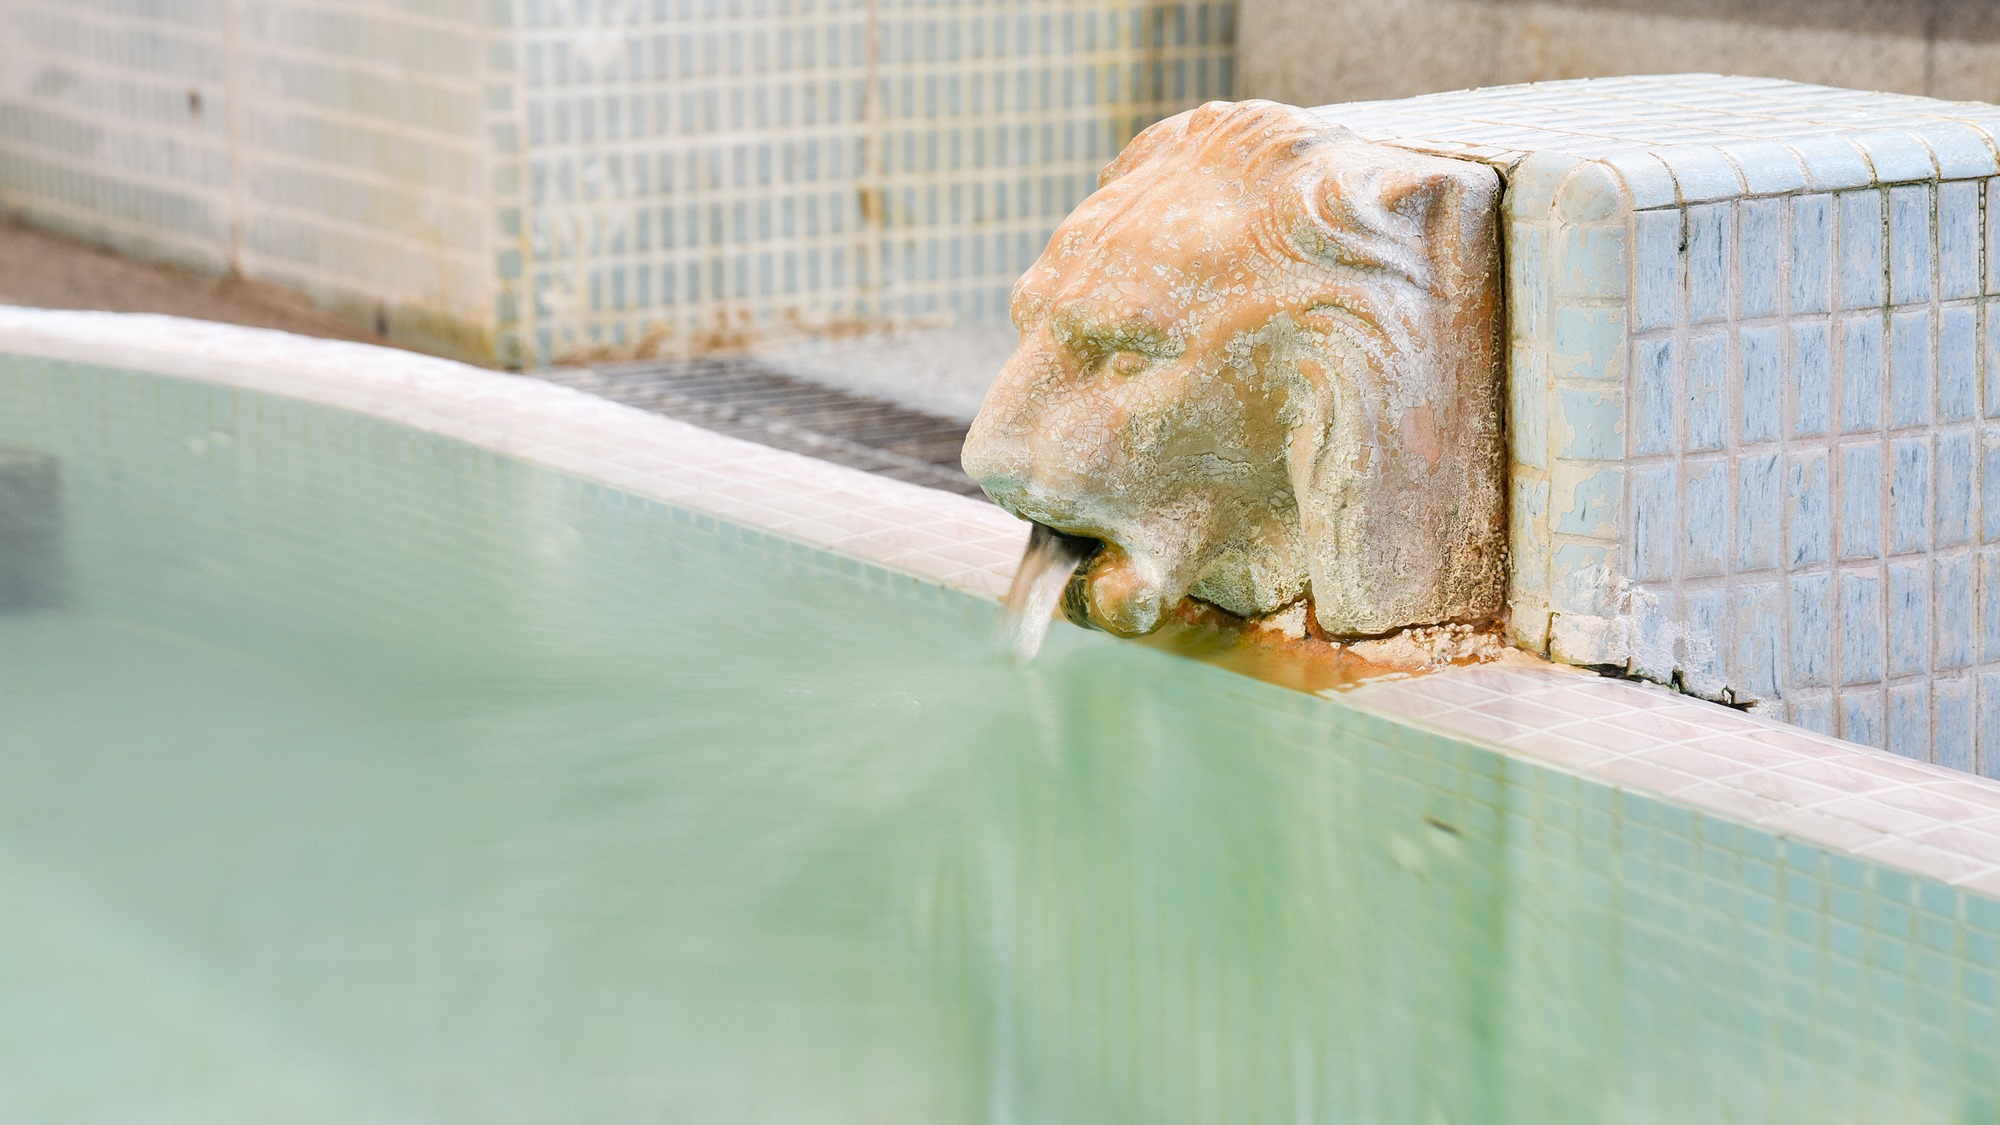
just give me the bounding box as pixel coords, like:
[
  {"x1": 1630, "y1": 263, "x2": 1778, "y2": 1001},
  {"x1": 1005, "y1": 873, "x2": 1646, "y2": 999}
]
[{"x1": 535, "y1": 357, "x2": 986, "y2": 498}]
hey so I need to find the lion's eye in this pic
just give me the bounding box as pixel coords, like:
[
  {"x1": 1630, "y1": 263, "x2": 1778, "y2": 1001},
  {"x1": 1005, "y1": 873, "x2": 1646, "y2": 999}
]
[{"x1": 1106, "y1": 352, "x2": 1151, "y2": 378}]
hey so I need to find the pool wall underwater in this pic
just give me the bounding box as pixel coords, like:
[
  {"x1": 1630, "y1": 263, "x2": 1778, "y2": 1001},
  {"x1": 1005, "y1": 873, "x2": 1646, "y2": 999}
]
[{"x1": 11, "y1": 307, "x2": 2000, "y2": 1119}]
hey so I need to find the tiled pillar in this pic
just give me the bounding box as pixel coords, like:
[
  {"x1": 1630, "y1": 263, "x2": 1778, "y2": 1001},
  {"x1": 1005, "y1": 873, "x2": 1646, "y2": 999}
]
[{"x1": 1324, "y1": 75, "x2": 2000, "y2": 770}]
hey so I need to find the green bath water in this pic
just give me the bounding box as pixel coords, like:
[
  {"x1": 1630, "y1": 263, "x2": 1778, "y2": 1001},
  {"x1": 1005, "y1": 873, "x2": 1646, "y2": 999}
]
[{"x1": 4, "y1": 358, "x2": 2000, "y2": 1123}]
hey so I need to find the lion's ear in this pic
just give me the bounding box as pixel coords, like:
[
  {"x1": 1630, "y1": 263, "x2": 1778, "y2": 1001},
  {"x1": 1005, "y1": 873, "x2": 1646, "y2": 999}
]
[
  {"x1": 1099, "y1": 100, "x2": 1357, "y2": 190},
  {"x1": 1295, "y1": 159, "x2": 1497, "y2": 295},
  {"x1": 1097, "y1": 101, "x2": 1239, "y2": 188},
  {"x1": 1097, "y1": 113, "x2": 1191, "y2": 188}
]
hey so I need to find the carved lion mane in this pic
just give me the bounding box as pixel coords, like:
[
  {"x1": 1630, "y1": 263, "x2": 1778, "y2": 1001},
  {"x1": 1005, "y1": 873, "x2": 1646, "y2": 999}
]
[{"x1": 963, "y1": 100, "x2": 1506, "y2": 639}]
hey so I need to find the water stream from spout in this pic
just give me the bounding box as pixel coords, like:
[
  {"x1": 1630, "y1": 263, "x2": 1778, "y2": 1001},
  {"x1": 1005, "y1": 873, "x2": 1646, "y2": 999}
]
[{"x1": 1000, "y1": 523, "x2": 1097, "y2": 660}]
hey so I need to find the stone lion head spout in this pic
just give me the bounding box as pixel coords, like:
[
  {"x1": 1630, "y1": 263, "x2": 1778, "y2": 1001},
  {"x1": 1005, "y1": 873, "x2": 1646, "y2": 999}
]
[{"x1": 962, "y1": 99, "x2": 1506, "y2": 640}]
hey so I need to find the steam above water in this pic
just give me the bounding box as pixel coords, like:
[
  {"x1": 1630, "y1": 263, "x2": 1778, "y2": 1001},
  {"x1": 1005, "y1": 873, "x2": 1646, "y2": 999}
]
[{"x1": 1001, "y1": 523, "x2": 1096, "y2": 660}]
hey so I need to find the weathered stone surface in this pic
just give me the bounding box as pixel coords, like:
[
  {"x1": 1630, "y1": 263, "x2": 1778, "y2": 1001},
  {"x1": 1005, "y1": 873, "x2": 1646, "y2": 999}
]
[{"x1": 962, "y1": 100, "x2": 1505, "y2": 639}]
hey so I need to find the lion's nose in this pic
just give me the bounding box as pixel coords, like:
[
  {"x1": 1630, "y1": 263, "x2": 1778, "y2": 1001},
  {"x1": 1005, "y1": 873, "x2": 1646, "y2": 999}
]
[
  {"x1": 959, "y1": 413, "x2": 1029, "y2": 506},
  {"x1": 958, "y1": 433, "x2": 1003, "y2": 486},
  {"x1": 964, "y1": 465, "x2": 1032, "y2": 519}
]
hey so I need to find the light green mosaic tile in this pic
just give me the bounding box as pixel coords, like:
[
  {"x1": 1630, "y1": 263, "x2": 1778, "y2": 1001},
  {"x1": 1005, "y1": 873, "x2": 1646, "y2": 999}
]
[{"x1": 3, "y1": 359, "x2": 2000, "y2": 1122}]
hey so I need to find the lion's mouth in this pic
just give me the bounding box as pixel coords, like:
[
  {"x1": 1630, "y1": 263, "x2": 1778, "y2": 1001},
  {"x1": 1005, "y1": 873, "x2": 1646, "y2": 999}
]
[
  {"x1": 1053, "y1": 537, "x2": 1183, "y2": 638},
  {"x1": 1021, "y1": 521, "x2": 1129, "y2": 635},
  {"x1": 1012, "y1": 522, "x2": 1101, "y2": 631},
  {"x1": 1058, "y1": 556, "x2": 1100, "y2": 630},
  {"x1": 1007, "y1": 511, "x2": 1188, "y2": 639}
]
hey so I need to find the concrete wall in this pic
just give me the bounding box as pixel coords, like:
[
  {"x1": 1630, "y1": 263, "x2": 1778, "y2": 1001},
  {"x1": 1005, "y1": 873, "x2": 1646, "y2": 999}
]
[{"x1": 1241, "y1": 0, "x2": 2000, "y2": 109}]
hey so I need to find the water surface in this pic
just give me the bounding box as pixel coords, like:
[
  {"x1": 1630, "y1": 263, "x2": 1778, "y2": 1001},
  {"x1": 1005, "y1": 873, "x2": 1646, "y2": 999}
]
[{"x1": 2, "y1": 362, "x2": 1996, "y2": 1123}]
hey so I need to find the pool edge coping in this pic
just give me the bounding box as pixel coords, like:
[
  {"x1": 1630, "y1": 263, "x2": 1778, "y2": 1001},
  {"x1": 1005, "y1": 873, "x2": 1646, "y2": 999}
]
[{"x1": 0, "y1": 307, "x2": 1031, "y2": 602}]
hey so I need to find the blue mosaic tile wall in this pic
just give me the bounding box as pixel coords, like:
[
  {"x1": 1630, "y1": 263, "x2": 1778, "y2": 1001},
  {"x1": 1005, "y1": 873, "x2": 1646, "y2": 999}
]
[
  {"x1": 490, "y1": 0, "x2": 1234, "y2": 365},
  {"x1": 0, "y1": 0, "x2": 496, "y2": 360},
  {"x1": 1326, "y1": 75, "x2": 2000, "y2": 772},
  {"x1": 0, "y1": 0, "x2": 1232, "y2": 367}
]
